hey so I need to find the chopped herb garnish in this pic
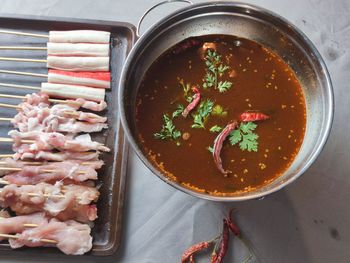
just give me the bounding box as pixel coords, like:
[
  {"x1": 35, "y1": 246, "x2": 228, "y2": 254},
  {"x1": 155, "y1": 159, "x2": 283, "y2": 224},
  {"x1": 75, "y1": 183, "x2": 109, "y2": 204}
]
[
  {"x1": 229, "y1": 122, "x2": 259, "y2": 152},
  {"x1": 191, "y1": 99, "x2": 214, "y2": 129},
  {"x1": 217, "y1": 81, "x2": 233, "y2": 93},
  {"x1": 202, "y1": 49, "x2": 233, "y2": 92},
  {"x1": 179, "y1": 79, "x2": 192, "y2": 102},
  {"x1": 212, "y1": 104, "x2": 228, "y2": 117},
  {"x1": 207, "y1": 146, "x2": 214, "y2": 153},
  {"x1": 172, "y1": 104, "x2": 184, "y2": 118},
  {"x1": 154, "y1": 114, "x2": 181, "y2": 141},
  {"x1": 210, "y1": 125, "x2": 222, "y2": 133}
]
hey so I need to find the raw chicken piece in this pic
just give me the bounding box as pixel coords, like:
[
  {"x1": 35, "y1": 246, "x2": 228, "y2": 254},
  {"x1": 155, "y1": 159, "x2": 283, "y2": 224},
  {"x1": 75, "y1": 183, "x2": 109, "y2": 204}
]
[
  {"x1": 13, "y1": 151, "x2": 100, "y2": 162},
  {"x1": 3, "y1": 161, "x2": 99, "y2": 185},
  {"x1": 0, "y1": 212, "x2": 48, "y2": 241},
  {"x1": 4, "y1": 215, "x2": 93, "y2": 255},
  {"x1": 0, "y1": 183, "x2": 99, "y2": 222},
  {"x1": 9, "y1": 130, "x2": 110, "y2": 152}
]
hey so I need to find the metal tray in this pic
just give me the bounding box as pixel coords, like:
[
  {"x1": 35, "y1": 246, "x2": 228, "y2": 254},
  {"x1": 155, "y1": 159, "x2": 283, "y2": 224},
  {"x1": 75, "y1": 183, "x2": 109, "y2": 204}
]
[{"x1": 0, "y1": 14, "x2": 135, "y2": 256}]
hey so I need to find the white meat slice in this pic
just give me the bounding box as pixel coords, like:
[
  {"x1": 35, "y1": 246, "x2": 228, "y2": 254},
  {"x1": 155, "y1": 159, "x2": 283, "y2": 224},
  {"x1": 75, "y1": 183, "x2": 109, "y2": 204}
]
[
  {"x1": 47, "y1": 43, "x2": 109, "y2": 57},
  {"x1": 49, "y1": 30, "x2": 110, "y2": 44},
  {"x1": 47, "y1": 56, "x2": 109, "y2": 72}
]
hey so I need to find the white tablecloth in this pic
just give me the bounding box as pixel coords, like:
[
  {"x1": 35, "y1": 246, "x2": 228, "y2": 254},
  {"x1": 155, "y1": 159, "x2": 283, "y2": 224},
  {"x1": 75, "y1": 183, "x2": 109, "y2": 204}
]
[{"x1": 0, "y1": 0, "x2": 348, "y2": 262}]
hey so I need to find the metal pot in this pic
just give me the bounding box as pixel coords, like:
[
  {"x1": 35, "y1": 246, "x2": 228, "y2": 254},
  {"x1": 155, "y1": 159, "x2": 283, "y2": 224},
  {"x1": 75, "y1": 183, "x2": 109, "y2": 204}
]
[{"x1": 119, "y1": 1, "x2": 334, "y2": 201}]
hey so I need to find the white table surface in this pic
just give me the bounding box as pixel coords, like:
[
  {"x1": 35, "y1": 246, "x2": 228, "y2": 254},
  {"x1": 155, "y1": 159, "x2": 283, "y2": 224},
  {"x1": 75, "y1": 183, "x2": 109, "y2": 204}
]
[{"x1": 0, "y1": 0, "x2": 349, "y2": 262}]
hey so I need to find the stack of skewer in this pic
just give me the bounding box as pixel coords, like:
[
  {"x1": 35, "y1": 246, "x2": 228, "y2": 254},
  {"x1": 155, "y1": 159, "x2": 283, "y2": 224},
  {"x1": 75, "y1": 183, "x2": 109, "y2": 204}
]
[{"x1": 0, "y1": 29, "x2": 113, "y2": 255}]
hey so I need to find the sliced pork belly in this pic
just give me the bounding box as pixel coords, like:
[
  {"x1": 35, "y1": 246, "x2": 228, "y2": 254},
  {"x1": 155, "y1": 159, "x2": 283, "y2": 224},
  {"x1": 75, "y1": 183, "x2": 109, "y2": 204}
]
[{"x1": 48, "y1": 70, "x2": 110, "y2": 89}]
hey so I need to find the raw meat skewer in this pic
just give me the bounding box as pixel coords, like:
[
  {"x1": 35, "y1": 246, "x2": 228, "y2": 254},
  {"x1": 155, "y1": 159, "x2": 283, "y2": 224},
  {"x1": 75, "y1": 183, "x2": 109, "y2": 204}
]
[
  {"x1": 0, "y1": 182, "x2": 99, "y2": 222},
  {"x1": 0, "y1": 93, "x2": 107, "y2": 112},
  {"x1": 0, "y1": 43, "x2": 109, "y2": 57},
  {"x1": 0, "y1": 69, "x2": 111, "y2": 89},
  {"x1": 0, "y1": 56, "x2": 109, "y2": 72},
  {"x1": 0, "y1": 213, "x2": 93, "y2": 255},
  {"x1": 0, "y1": 29, "x2": 110, "y2": 43},
  {"x1": 0, "y1": 82, "x2": 105, "y2": 101}
]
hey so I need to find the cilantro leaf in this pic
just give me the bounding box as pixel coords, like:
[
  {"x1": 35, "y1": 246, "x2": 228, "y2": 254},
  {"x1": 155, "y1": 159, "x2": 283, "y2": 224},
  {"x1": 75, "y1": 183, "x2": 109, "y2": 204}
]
[
  {"x1": 207, "y1": 146, "x2": 214, "y2": 153},
  {"x1": 217, "y1": 81, "x2": 233, "y2": 93},
  {"x1": 212, "y1": 104, "x2": 228, "y2": 117},
  {"x1": 202, "y1": 49, "x2": 233, "y2": 93},
  {"x1": 191, "y1": 99, "x2": 214, "y2": 129},
  {"x1": 240, "y1": 133, "x2": 259, "y2": 152},
  {"x1": 154, "y1": 114, "x2": 181, "y2": 141},
  {"x1": 229, "y1": 122, "x2": 259, "y2": 152},
  {"x1": 210, "y1": 125, "x2": 222, "y2": 133},
  {"x1": 240, "y1": 122, "x2": 257, "y2": 134},
  {"x1": 172, "y1": 104, "x2": 184, "y2": 118},
  {"x1": 229, "y1": 129, "x2": 242, "y2": 145}
]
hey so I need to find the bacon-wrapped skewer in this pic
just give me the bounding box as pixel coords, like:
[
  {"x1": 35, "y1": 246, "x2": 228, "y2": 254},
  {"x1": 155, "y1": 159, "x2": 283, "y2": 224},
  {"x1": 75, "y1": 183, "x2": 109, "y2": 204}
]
[
  {"x1": 0, "y1": 183, "x2": 99, "y2": 223},
  {"x1": 0, "y1": 212, "x2": 92, "y2": 255}
]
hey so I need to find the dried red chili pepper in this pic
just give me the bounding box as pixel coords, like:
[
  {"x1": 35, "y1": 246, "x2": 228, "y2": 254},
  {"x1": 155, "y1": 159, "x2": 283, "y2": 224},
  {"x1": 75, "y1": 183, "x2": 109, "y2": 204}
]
[
  {"x1": 239, "y1": 112, "x2": 269, "y2": 122},
  {"x1": 182, "y1": 86, "x2": 201, "y2": 118},
  {"x1": 226, "y1": 209, "x2": 241, "y2": 237},
  {"x1": 181, "y1": 241, "x2": 210, "y2": 263},
  {"x1": 212, "y1": 121, "x2": 238, "y2": 176},
  {"x1": 213, "y1": 220, "x2": 230, "y2": 263},
  {"x1": 173, "y1": 38, "x2": 201, "y2": 54}
]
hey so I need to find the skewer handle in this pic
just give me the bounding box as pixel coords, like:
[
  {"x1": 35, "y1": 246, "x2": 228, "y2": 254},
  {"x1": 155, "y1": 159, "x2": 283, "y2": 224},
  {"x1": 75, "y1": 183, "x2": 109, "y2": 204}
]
[
  {"x1": 0, "y1": 117, "x2": 13, "y2": 121},
  {"x1": 0, "y1": 82, "x2": 41, "y2": 91},
  {"x1": 0, "y1": 70, "x2": 47, "y2": 78},
  {"x1": 0, "y1": 103, "x2": 18, "y2": 109},
  {"x1": 0, "y1": 233, "x2": 57, "y2": 244},
  {"x1": 0, "y1": 46, "x2": 47, "y2": 51},
  {"x1": 0, "y1": 57, "x2": 47, "y2": 63},
  {"x1": 0, "y1": 30, "x2": 49, "y2": 38}
]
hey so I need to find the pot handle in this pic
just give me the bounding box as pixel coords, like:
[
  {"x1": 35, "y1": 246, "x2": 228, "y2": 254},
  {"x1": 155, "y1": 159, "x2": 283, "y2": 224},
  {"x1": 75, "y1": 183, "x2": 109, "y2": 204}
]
[{"x1": 136, "y1": 0, "x2": 193, "y2": 38}]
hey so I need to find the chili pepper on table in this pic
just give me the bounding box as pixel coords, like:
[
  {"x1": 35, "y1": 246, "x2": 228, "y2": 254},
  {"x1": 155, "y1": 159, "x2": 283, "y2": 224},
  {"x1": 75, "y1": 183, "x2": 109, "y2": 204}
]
[
  {"x1": 213, "y1": 220, "x2": 230, "y2": 263},
  {"x1": 181, "y1": 241, "x2": 211, "y2": 263},
  {"x1": 226, "y1": 209, "x2": 241, "y2": 237},
  {"x1": 212, "y1": 121, "x2": 238, "y2": 176},
  {"x1": 239, "y1": 112, "x2": 269, "y2": 122},
  {"x1": 182, "y1": 86, "x2": 201, "y2": 118}
]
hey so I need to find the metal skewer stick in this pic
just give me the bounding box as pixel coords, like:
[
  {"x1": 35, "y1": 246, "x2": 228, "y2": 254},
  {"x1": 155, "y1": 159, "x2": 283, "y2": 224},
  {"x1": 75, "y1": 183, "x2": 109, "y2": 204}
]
[
  {"x1": 0, "y1": 46, "x2": 46, "y2": 51},
  {"x1": 0, "y1": 69, "x2": 47, "y2": 78},
  {"x1": 0, "y1": 57, "x2": 47, "y2": 63},
  {"x1": 0, "y1": 30, "x2": 49, "y2": 38}
]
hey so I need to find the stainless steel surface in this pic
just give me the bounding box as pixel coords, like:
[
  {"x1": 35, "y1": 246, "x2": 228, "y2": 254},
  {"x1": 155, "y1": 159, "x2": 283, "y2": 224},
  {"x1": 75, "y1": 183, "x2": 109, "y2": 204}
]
[
  {"x1": 0, "y1": 15, "x2": 135, "y2": 256},
  {"x1": 119, "y1": 1, "x2": 334, "y2": 201},
  {"x1": 136, "y1": 0, "x2": 193, "y2": 37}
]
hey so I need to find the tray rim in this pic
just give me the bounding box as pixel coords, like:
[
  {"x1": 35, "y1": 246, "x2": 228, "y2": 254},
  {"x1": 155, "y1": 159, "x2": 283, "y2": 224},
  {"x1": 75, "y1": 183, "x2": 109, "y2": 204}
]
[{"x1": 0, "y1": 13, "x2": 136, "y2": 257}]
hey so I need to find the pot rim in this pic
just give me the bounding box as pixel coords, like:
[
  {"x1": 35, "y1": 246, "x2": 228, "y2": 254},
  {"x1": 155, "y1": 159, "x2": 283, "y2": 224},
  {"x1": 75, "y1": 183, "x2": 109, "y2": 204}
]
[{"x1": 118, "y1": 1, "x2": 334, "y2": 202}]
